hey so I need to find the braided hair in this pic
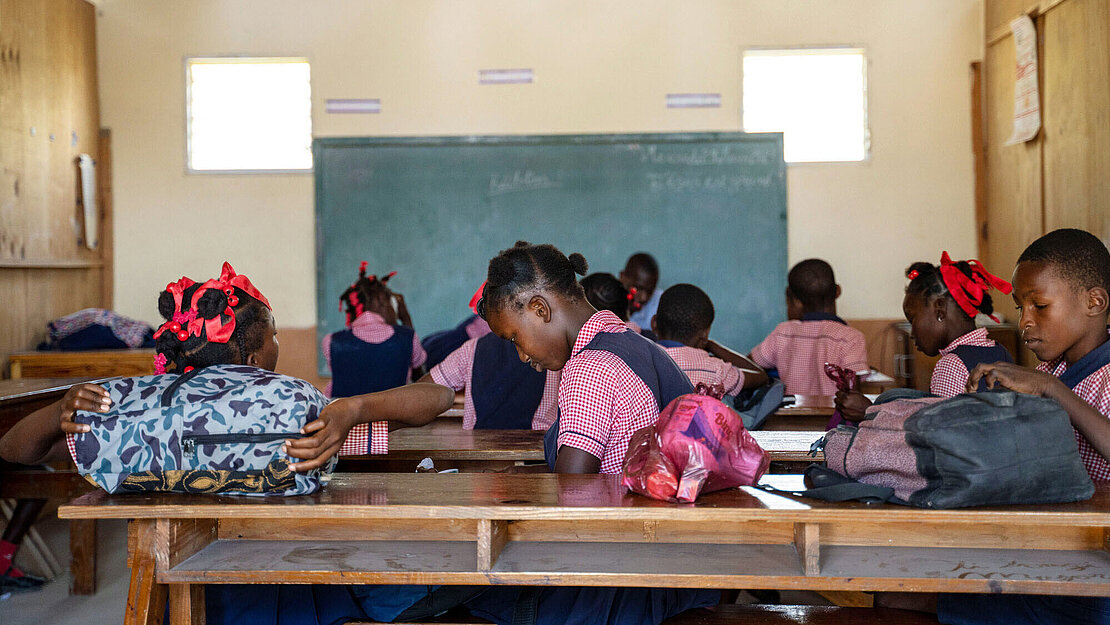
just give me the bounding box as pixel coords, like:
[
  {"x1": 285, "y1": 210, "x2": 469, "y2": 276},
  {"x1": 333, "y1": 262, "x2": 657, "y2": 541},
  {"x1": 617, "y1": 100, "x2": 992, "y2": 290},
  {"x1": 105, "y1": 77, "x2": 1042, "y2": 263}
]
[
  {"x1": 339, "y1": 263, "x2": 395, "y2": 325},
  {"x1": 905, "y1": 260, "x2": 994, "y2": 321},
  {"x1": 580, "y1": 272, "x2": 630, "y2": 321},
  {"x1": 478, "y1": 241, "x2": 588, "y2": 318},
  {"x1": 655, "y1": 284, "x2": 715, "y2": 342},
  {"x1": 154, "y1": 282, "x2": 270, "y2": 373}
]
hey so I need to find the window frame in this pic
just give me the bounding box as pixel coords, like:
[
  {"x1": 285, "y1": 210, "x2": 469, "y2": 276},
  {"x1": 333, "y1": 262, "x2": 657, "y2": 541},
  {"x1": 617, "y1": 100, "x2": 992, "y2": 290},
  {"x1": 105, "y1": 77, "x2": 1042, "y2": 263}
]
[
  {"x1": 740, "y1": 45, "x2": 871, "y2": 165},
  {"x1": 184, "y1": 56, "x2": 314, "y2": 175}
]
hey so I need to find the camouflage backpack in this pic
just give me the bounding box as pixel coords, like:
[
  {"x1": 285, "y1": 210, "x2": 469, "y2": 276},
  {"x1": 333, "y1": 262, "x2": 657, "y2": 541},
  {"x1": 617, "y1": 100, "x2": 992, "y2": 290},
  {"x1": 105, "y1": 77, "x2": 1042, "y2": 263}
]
[{"x1": 72, "y1": 364, "x2": 336, "y2": 496}]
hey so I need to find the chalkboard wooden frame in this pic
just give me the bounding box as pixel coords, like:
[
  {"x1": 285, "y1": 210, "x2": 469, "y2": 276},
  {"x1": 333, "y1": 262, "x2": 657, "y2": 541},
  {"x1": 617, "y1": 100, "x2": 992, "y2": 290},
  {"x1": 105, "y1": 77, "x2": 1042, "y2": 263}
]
[{"x1": 314, "y1": 132, "x2": 786, "y2": 377}]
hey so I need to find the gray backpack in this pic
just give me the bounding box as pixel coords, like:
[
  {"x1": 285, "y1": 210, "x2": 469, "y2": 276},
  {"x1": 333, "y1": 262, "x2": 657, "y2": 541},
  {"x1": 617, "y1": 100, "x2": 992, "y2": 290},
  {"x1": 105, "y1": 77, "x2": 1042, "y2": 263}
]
[
  {"x1": 72, "y1": 364, "x2": 337, "y2": 496},
  {"x1": 783, "y1": 390, "x2": 1095, "y2": 508}
]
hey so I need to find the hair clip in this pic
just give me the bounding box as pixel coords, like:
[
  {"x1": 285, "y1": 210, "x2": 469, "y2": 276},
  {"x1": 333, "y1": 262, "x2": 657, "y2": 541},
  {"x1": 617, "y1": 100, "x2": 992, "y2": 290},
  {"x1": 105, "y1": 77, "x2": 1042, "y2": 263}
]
[
  {"x1": 626, "y1": 287, "x2": 637, "y2": 302},
  {"x1": 907, "y1": 269, "x2": 920, "y2": 280}
]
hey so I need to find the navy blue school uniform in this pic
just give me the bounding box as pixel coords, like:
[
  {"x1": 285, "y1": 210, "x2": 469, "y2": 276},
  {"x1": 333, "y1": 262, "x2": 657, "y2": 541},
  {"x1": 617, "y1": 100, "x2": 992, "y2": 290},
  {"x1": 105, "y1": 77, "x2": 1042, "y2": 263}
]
[
  {"x1": 422, "y1": 314, "x2": 490, "y2": 370},
  {"x1": 322, "y1": 311, "x2": 427, "y2": 397},
  {"x1": 929, "y1": 328, "x2": 1014, "y2": 397}
]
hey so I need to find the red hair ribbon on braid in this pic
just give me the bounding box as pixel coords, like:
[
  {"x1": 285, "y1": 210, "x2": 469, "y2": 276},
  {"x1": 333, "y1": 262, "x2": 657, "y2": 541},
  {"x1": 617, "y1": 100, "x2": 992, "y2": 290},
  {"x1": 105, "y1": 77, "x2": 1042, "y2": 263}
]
[
  {"x1": 468, "y1": 281, "x2": 487, "y2": 315},
  {"x1": 937, "y1": 251, "x2": 1013, "y2": 323},
  {"x1": 185, "y1": 262, "x2": 272, "y2": 344},
  {"x1": 152, "y1": 276, "x2": 198, "y2": 340}
]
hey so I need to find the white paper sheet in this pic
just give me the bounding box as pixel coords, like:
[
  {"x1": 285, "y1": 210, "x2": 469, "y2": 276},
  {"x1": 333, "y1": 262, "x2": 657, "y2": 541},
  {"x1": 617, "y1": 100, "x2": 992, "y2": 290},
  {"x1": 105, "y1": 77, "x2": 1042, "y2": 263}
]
[{"x1": 1005, "y1": 14, "x2": 1041, "y2": 145}]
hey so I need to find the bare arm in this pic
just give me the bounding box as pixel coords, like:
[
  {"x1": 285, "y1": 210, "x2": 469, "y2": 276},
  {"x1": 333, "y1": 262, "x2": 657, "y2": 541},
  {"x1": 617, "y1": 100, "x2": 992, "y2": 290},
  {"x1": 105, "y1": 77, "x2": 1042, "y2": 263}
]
[
  {"x1": 0, "y1": 384, "x2": 111, "y2": 465},
  {"x1": 553, "y1": 446, "x2": 602, "y2": 474},
  {"x1": 970, "y1": 362, "x2": 1110, "y2": 464},
  {"x1": 705, "y1": 339, "x2": 768, "y2": 388},
  {"x1": 285, "y1": 382, "x2": 454, "y2": 471}
]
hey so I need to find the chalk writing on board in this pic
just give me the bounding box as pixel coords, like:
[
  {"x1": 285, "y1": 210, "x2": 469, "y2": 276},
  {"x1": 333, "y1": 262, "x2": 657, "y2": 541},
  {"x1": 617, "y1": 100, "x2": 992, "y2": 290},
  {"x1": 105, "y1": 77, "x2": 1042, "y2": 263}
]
[
  {"x1": 627, "y1": 144, "x2": 775, "y2": 166},
  {"x1": 488, "y1": 170, "x2": 561, "y2": 196},
  {"x1": 646, "y1": 172, "x2": 774, "y2": 194}
]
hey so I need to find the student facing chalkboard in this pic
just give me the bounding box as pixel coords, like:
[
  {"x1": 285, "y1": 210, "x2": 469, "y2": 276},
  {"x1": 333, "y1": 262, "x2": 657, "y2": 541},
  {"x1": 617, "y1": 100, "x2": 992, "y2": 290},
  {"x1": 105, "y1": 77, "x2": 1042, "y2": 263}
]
[{"x1": 323, "y1": 263, "x2": 427, "y2": 397}]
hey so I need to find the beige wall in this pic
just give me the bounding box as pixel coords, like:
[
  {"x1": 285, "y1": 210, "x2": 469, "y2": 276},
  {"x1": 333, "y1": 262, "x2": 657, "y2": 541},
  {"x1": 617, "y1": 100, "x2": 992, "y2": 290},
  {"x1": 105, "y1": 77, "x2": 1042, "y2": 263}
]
[{"x1": 96, "y1": 0, "x2": 983, "y2": 328}]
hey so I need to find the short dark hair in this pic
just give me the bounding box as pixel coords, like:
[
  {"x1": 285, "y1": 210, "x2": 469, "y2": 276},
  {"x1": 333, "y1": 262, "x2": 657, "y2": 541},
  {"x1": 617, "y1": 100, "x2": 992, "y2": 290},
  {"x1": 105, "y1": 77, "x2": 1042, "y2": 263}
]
[
  {"x1": 787, "y1": 259, "x2": 837, "y2": 310},
  {"x1": 581, "y1": 272, "x2": 630, "y2": 321},
  {"x1": 624, "y1": 252, "x2": 659, "y2": 277},
  {"x1": 655, "y1": 283, "x2": 714, "y2": 342},
  {"x1": 1018, "y1": 228, "x2": 1110, "y2": 293},
  {"x1": 479, "y1": 241, "x2": 588, "y2": 318}
]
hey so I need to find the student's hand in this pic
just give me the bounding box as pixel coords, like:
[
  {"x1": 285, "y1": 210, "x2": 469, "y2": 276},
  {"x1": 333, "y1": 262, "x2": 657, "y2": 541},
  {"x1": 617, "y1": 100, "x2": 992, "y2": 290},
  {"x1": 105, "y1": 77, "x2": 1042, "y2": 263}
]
[
  {"x1": 284, "y1": 397, "x2": 360, "y2": 472},
  {"x1": 834, "y1": 390, "x2": 872, "y2": 422},
  {"x1": 967, "y1": 362, "x2": 1063, "y2": 397},
  {"x1": 59, "y1": 384, "x2": 112, "y2": 434}
]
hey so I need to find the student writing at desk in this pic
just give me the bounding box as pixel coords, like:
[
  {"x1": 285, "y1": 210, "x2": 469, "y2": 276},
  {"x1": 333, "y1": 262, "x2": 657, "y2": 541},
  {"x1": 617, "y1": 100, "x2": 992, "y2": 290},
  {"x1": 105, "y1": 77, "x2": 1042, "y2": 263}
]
[{"x1": 473, "y1": 241, "x2": 719, "y2": 625}]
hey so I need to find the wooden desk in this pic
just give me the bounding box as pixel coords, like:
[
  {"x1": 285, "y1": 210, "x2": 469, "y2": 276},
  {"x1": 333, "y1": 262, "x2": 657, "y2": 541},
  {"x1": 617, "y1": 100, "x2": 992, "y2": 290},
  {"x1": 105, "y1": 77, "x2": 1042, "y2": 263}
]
[
  {"x1": 0, "y1": 377, "x2": 107, "y2": 594},
  {"x1": 58, "y1": 473, "x2": 1110, "y2": 625},
  {"x1": 9, "y1": 349, "x2": 155, "y2": 379},
  {"x1": 338, "y1": 420, "x2": 824, "y2": 472},
  {"x1": 761, "y1": 395, "x2": 881, "y2": 432}
]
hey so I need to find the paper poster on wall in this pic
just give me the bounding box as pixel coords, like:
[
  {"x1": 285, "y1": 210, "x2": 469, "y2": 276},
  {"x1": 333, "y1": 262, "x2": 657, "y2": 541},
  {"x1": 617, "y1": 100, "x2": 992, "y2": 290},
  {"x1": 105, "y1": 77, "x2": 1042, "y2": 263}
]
[{"x1": 1005, "y1": 14, "x2": 1040, "y2": 145}]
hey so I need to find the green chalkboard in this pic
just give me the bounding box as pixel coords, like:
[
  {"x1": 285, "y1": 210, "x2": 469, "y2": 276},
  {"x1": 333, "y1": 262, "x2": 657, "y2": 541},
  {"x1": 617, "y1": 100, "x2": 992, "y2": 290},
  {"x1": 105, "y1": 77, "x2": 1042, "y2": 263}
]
[{"x1": 314, "y1": 132, "x2": 786, "y2": 376}]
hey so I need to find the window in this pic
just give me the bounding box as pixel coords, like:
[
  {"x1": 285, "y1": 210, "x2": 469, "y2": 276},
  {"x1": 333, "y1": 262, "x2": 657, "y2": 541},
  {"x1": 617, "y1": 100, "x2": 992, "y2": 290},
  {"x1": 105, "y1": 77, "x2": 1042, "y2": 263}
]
[
  {"x1": 186, "y1": 58, "x2": 312, "y2": 172},
  {"x1": 742, "y1": 48, "x2": 868, "y2": 163}
]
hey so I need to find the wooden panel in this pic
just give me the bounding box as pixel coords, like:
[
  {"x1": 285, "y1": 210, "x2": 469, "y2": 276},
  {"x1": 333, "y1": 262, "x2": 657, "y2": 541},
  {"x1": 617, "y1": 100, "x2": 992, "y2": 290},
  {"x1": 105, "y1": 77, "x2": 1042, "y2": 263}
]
[
  {"x1": 983, "y1": 31, "x2": 1044, "y2": 301},
  {"x1": 169, "y1": 585, "x2": 205, "y2": 625},
  {"x1": 987, "y1": 0, "x2": 1041, "y2": 38},
  {"x1": 219, "y1": 518, "x2": 477, "y2": 541},
  {"x1": 0, "y1": 0, "x2": 105, "y2": 379},
  {"x1": 8, "y1": 348, "x2": 155, "y2": 378},
  {"x1": 477, "y1": 519, "x2": 508, "y2": 570},
  {"x1": 1041, "y1": 0, "x2": 1110, "y2": 243},
  {"x1": 508, "y1": 520, "x2": 795, "y2": 545},
  {"x1": 69, "y1": 518, "x2": 97, "y2": 595}
]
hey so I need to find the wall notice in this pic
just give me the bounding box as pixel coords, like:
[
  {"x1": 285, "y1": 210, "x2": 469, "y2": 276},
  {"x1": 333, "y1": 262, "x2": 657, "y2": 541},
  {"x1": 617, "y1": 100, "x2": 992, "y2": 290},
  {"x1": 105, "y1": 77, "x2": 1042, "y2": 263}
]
[{"x1": 1005, "y1": 15, "x2": 1041, "y2": 145}]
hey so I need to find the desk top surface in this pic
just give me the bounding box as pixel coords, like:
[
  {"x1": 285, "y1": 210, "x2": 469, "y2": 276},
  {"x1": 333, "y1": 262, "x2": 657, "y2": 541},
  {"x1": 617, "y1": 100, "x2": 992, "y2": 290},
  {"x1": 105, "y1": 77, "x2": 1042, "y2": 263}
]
[
  {"x1": 385, "y1": 420, "x2": 822, "y2": 462},
  {"x1": 58, "y1": 472, "x2": 1110, "y2": 525},
  {"x1": 0, "y1": 376, "x2": 109, "y2": 405}
]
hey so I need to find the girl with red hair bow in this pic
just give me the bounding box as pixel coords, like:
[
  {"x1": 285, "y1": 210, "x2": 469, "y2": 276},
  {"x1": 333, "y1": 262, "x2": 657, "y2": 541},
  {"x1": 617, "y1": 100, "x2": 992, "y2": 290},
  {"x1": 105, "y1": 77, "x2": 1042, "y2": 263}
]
[{"x1": 837, "y1": 252, "x2": 1015, "y2": 420}]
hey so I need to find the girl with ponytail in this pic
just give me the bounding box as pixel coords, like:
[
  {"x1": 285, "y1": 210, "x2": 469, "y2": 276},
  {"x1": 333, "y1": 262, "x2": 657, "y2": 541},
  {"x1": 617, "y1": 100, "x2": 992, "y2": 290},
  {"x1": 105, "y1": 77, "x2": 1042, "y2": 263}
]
[{"x1": 323, "y1": 262, "x2": 427, "y2": 397}]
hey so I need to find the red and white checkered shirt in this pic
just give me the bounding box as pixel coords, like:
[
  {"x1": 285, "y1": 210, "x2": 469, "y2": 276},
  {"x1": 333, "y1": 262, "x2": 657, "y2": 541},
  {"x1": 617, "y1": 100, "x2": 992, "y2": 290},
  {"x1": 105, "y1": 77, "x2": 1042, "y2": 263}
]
[
  {"x1": 465, "y1": 316, "x2": 492, "y2": 340},
  {"x1": 66, "y1": 419, "x2": 387, "y2": 467},
  {"x1": 322, "y1": 311, "x2": 428, "y2": 396},
  {"x1": 750, "y1": 320, "x2": 869, "y2": 395},
  {"x1": 429, "y1": 337, "x2": 559, "y2": 430},
  {"x1": 558, "y1": 310, "x2": 662, "y2": 474},
  {"x1": 662, "y1": 344, "x2": 746, "y2": 396},
  {"x1": 929, "y1": 328, "x2": 1000, "y2": 398},
  {"x1": 1038, "y1": 358, "x2": 1110, "y2": 481}
]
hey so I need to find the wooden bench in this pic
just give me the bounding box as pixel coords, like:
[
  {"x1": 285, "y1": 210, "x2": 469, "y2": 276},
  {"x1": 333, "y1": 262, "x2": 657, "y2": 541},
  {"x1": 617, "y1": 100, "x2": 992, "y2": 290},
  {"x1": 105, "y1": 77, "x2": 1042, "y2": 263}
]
[
  {"x1": 9, "y1": 348, "x2": 155, "y2": 379},
  {"x1": 59, "y1": 472, "x2": 1110, "y2": 625},
  {"x1": 349, "y1": 603, "x2": 940, "y2": 625},
  {"x1": 663, "y1": 604, "x2": 938, "y2": 624}
]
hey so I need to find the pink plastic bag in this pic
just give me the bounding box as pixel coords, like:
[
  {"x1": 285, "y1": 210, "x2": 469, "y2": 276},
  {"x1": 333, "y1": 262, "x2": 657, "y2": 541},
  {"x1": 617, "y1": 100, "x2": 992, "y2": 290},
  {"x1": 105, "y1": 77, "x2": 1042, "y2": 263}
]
[{"x1": 621, "y1": 383, "x2": 770, "y2": 502}]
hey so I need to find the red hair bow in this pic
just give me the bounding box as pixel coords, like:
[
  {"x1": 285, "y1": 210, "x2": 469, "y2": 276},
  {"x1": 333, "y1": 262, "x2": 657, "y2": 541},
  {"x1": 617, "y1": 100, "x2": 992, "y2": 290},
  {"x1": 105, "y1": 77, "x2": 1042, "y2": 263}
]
[
  {"x1": 186, "y1": 262, "x2": 272, "y2": 344},
  {"x1": 938, "y1": 251, "x2": 1013, "y2": 323},
  {"x1": 152, "y1": 276, "x2": 197, "y2": 340},
  {"x1": 469, "y1": 281, "x2": 487, "y2": 315}
]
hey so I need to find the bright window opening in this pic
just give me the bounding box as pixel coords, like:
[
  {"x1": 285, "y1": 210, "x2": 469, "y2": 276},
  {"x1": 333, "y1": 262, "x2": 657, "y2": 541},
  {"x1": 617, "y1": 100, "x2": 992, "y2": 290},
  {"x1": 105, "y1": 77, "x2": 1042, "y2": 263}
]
[
  {"x1": 186, "y1": 58, "x2": 313, "y2": 172},
  {"x1": 743, "y1": 48, "x2": 868, "y2": 163}
]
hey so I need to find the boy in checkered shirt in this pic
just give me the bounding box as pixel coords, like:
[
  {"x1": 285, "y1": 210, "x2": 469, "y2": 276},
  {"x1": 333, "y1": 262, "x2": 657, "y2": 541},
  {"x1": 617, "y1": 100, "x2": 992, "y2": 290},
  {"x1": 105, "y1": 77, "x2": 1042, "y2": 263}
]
[
  {"x1": 749, "y1": 259, "x2": 869, "y2": 395},
  {"x1": 924, "y1": 229, "x2": 1110, "y2": 624},
  {"x1": 652, "y1": 283, "x2": 768, "y2": 396}
]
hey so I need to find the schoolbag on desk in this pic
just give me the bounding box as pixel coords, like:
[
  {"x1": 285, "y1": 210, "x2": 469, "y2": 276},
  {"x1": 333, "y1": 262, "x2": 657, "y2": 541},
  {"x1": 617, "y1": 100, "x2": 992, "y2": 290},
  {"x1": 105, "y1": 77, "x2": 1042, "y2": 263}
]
[
  {"x1": 72, "y1": 364, "x2": 337, "y2": 496},
  {"x1": 805, "y1": 390, "x2": 1095, "y2": 508}
]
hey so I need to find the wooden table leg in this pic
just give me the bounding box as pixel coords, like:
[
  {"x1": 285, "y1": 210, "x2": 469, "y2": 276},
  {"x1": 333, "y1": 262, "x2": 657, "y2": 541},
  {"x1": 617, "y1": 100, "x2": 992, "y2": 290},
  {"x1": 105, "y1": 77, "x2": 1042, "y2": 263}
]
[
  {"x1": 70, "y1": 519, "x2": 97, "y2": 595},
  {"x1": 170, "y1": 584, "x2": 205, "y2": 625},
  {"x1": 126, "y1": 520, "x2": 167, "y2": 625}
]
